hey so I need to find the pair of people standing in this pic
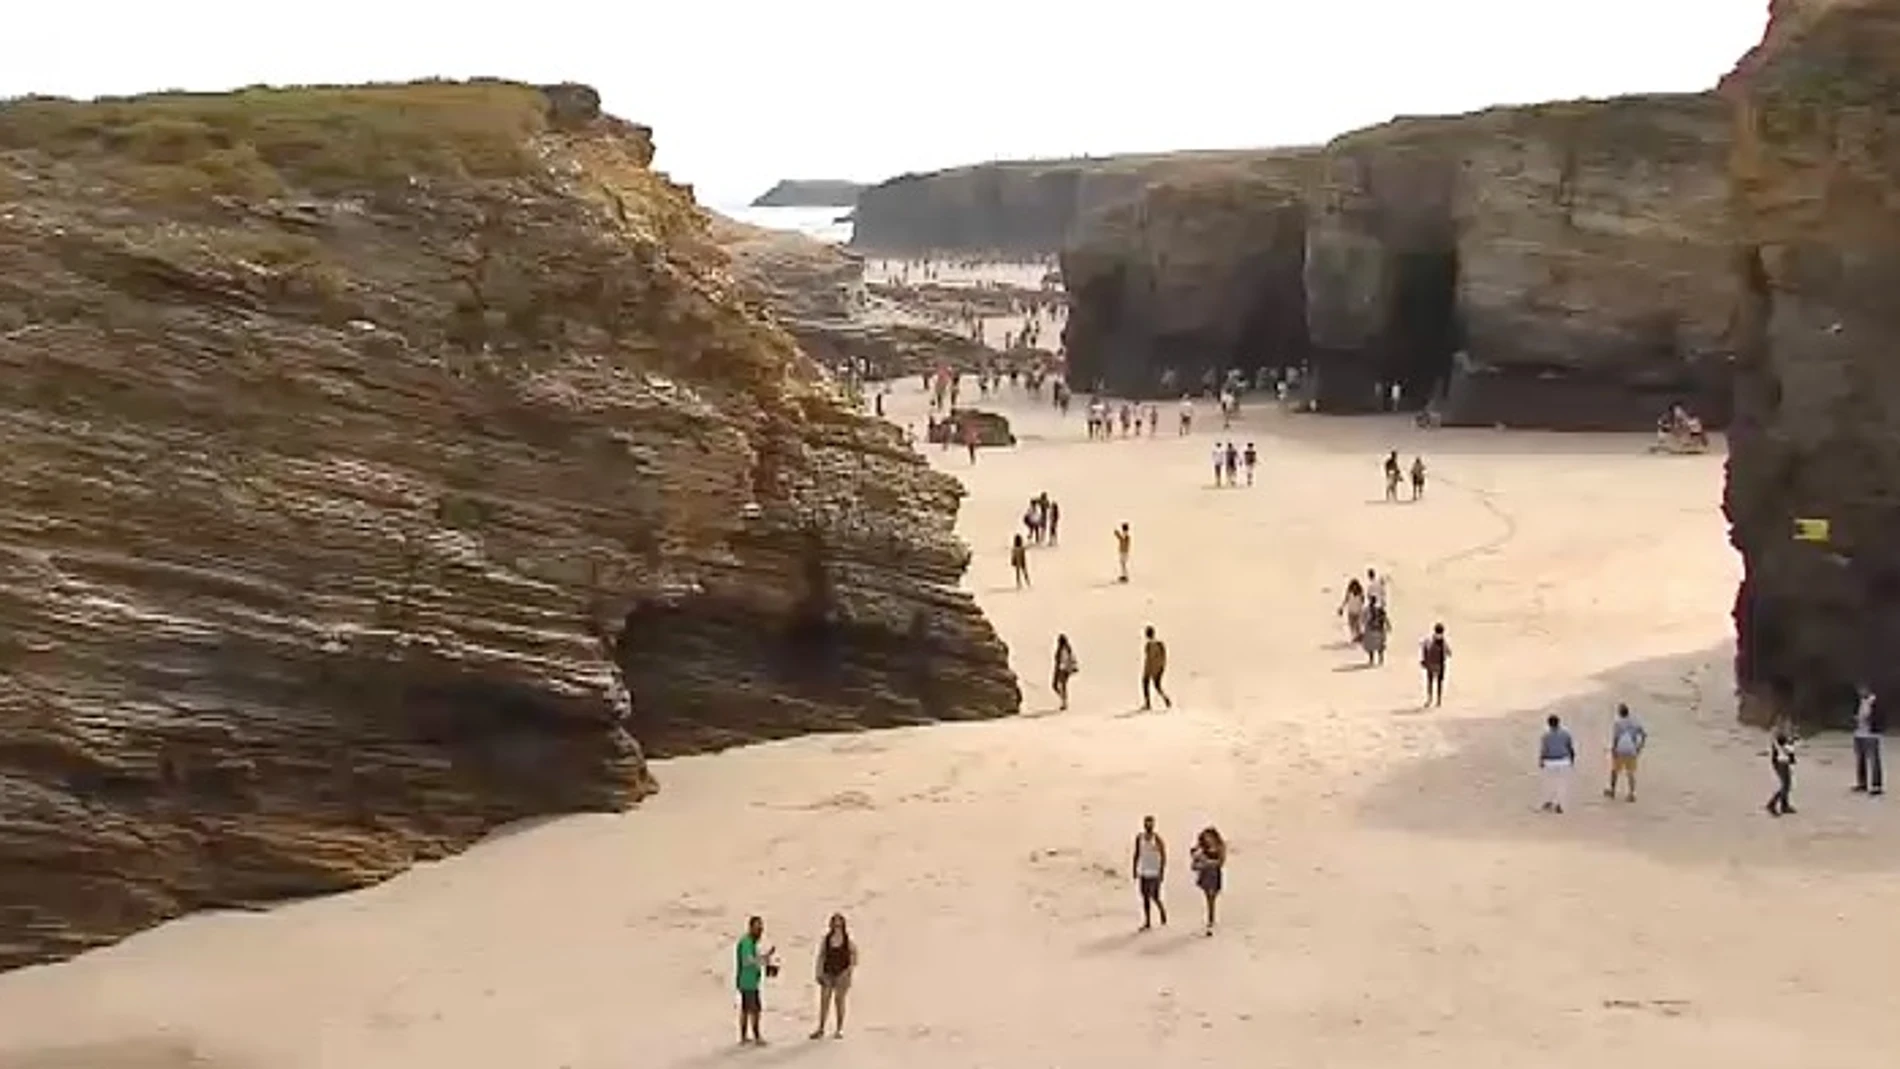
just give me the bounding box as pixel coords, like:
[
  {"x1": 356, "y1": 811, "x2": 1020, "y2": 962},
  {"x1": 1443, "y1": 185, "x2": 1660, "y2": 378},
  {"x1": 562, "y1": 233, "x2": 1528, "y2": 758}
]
[
  {"x1": 733, "y1": 914, "x2": 858, "y2": 1045},
  {"x1": 1764, "y1": 684, "x2": 1885, "y2": 817},
  {"x1": 1131, "y1": 818, "x2": 1226, "y2": 936}
]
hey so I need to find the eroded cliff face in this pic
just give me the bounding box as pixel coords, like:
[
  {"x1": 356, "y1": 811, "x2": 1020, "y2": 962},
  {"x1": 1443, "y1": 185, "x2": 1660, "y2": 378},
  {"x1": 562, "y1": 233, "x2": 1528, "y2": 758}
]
[
  {"x1": 1060, "y1": 167, "x2": 1313, "y2": 395},
  {"x1": 710, "y1": 215, "x2": 995, "y2": 378},
  {"x1": 850, "y1": 151, "x2": 1294, "y2": 255},
  {"x1": 1723, "y1": 0, "x2": 1900, "y2": 728},
  {"x1": 0, "y1": 81, "x2": 1018, "y2": 969},
  {"x1": 1062, "y1": 95, "x2": 1735, "y2": 427}
]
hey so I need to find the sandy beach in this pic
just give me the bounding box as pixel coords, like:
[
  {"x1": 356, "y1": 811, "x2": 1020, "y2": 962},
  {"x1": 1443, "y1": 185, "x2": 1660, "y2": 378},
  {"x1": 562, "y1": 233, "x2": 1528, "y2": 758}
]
[{"x1": 5, "y1": 297, "x2": 1900, "y2": 1068}]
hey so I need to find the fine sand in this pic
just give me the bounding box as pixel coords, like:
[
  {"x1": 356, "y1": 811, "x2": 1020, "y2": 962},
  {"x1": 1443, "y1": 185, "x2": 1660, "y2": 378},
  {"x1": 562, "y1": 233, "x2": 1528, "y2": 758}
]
[{"x1": 4, "y1": 355, "x2": 1900, "y2": 1068}]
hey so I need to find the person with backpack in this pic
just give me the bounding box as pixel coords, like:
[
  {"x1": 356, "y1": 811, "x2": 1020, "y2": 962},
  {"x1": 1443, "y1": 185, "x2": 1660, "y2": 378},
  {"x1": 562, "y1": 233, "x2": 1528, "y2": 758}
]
[{"x1": 1420, "y1": 623, "x2": 1450, "y2": 707}]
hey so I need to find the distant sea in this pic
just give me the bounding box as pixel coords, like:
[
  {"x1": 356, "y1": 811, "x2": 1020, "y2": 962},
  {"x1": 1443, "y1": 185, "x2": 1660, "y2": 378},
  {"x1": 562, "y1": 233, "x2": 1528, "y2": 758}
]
[{"x1": 712, "y1": 203, "x2": 854, "y2": 244}]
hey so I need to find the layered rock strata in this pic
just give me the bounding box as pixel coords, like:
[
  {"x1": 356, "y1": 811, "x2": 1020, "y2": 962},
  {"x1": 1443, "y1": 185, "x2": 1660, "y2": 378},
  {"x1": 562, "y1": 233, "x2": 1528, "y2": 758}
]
[
  {"x1": 1723, "y1": 0, "x2": 1900, "y2": 728},
  {"x1": 0, "y1": 81, "x2": 1018, "y2": 970},
  {"x1": 710, "y1": 215, "x2": 998, "y2": 378},
  {"x1": 1060, "y1": 94, "x2": 1734, "y2": 427},
  {"x1": 1061, "y1": 169, "x2": 1313, "y2": 396}
]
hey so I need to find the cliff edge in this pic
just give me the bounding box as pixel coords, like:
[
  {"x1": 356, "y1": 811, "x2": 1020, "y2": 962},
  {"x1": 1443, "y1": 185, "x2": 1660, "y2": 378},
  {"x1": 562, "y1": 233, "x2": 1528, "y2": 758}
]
[
  {"x1": 1058, "y1": 94, "x2": 1732, "y2": 425},
  {"x1": 0, "y1": 80, "x2": 1018, "y2": 969},
  {"x1": 1723, "y1": 0, "x2": 1900, "y2": 727},
  {"x1": 849, "y1": 151, "x2": 1305, "y2": 255}
]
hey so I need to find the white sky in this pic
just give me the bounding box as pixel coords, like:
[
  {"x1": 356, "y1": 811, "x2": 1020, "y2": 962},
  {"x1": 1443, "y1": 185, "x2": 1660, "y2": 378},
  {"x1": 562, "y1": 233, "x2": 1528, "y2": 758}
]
[{"x1": 8, "y1": 1, "x2": 1770, "y2": 207}]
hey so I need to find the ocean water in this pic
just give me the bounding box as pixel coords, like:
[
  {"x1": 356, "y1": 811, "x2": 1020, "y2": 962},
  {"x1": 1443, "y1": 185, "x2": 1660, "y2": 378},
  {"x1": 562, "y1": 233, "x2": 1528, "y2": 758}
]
[{"x1": 712, "y1": 203, "x2": 854, "y2": 244}]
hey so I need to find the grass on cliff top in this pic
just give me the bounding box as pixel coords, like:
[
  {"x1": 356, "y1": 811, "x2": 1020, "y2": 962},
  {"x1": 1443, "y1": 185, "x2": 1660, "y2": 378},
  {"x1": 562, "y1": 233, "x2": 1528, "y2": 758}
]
[{"x1": 0, "y1": 80, "x2": 549, "y2": 199}]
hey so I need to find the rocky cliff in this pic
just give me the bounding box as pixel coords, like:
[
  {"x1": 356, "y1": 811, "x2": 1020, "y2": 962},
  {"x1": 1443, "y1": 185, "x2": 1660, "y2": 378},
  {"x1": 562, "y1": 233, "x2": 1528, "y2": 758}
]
[
  {"x1": 1061, "y1": 164, "x2": 1314, "y2": 395},
  {"x1": 849, "y1": 151, "x2": 1297, "y2": 255},
  {"x1": 1723, "y1": 0, "x2": 1900, "y2": 728},
  {"x1": 750, "y1": 179, "x2": 864, "y2": 208},
  {"x1": 1060, "y1": 95, "x2": 1735, "y2": 426},
  {"x1": 709, "y1": 215, "x2": 995, "y2": 377},
  {"x1": 0, "y1": 80, "x2": 1018, "y2": 970}
]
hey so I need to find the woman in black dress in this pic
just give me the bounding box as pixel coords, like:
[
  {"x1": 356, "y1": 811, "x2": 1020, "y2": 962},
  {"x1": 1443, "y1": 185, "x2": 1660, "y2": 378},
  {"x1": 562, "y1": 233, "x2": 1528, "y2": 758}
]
[{"x1": 1190, "y1": 827, "x2": 1227, "y2": 936}]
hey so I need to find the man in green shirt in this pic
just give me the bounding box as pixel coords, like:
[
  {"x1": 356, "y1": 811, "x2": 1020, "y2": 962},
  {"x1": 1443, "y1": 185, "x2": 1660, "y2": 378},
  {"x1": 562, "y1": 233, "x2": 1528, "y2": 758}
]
[{"x1": 736, "y1": 916, "x2": 776, "y2": 1045}]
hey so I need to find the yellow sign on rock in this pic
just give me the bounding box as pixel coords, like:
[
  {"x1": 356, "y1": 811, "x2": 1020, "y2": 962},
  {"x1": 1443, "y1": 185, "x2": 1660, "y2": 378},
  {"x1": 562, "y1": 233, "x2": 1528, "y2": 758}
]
[{"x1": 1793, "y1": 518, "x2": 1830, "y2": 543}]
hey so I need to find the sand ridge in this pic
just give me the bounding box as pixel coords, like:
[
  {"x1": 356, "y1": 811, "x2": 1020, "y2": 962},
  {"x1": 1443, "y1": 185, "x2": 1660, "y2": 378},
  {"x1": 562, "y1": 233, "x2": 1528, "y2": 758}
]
[{"x1": 2, "y1": 297, "x2": 1898, "y2": 1067}]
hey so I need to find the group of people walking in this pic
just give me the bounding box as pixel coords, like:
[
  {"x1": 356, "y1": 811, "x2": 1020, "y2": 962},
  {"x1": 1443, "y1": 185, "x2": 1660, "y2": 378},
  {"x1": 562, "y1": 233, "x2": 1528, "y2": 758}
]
[
  {"x1": 1211, "y1": 441, "x2": 1257, "y2": 487},
  {"x1": 1132, "y1": 816, "x2": 1228, "y2": 935}
]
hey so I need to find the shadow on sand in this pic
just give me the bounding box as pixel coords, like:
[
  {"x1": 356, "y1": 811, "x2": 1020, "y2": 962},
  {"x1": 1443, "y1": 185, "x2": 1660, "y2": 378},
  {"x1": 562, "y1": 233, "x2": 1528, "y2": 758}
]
[{"x1": 1354, "y1": 643, "x2": 1900, "y2": 874}]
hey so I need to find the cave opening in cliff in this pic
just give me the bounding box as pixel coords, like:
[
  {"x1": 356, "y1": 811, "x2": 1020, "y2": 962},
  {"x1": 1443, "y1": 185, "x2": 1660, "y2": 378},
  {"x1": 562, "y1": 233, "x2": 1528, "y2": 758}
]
[{"x1": 1383, "y1": 249, "x2": 1461, "y2": 407}]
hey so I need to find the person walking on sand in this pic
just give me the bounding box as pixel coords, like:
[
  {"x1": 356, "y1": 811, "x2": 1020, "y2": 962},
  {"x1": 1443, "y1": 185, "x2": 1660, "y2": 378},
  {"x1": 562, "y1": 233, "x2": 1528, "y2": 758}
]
[
  {"x1": 1605, "y1": 703, "x2": 1647, "y2": 802},
  {"x1": 736, "y1": 916, "x2": 778, "y2": 1045},
  {"x1": 1223, "y1": 441, "x2": 1239, "y2": 487},
  {"x1": 1366, "y1": 568, "x2": 1389, "y2": 613},
  {"x1": 1141, "y1": 625, "x2": 1173, "y2": 710},
  {"x1": 1052, "y1": 634, "x2": 1079, "y2": 711},
  {"x1": 1178, "y1": 395, "x2": 1194, "y2": 435},
  {"x1": 1115, "y1": 522, "x2": 1132, "y2": 583},
  {"x1": 1383, "y1": 450, "x2": 1402, "y2": 501},
  {"x1": 1361, "y1": 597, "x2": 1390, "y2": 666},
  {"x1": 1338, "y1": 576, "x2": 1367, "y2": 643},
  {"x1": 1211, "y1": 442, "x2": 1226, "y2": 486},
  {"x1": 809, "y1": 914, "x2": 857, "y2": 1040},
  {"x1": 1243, "y1": 442, "x2": 1257, "y2": 486},
  {"x1": 1046, "y1": 497, "x2": 1061, "y2": 546},
  {"x1": 1538, "y1": 715, "x2": 1577, "y2": 813},
  {"x1": 1410, "y1": 456, "x2": 1427, "y2": 500},
  {"x1": 1420, "y1": 623, "x2": 1450, "y2": 706},
  {"x1": 1766, "y1": 725, "x2": 1799, "y2": 816},
  {"x1": 964, "y1": 423, "x2": 979, "y2": 465},
  {"x1": 1853, "y1": 684, "x2": 1884, "y2": 796},
  {"x1": 1010, "y1": 534, "x2": 1030, "y2": 589},
  {"x1": 1190, "y1": 827, "x2": 1226, "y2": 935},
  {"x1": 1132, "y1": 815, "x2": 1168, "y2": 930}
]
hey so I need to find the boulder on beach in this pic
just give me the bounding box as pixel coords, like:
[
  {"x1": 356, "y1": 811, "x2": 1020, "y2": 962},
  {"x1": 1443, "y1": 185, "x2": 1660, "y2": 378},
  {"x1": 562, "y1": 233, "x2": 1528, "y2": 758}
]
[{"x1": 928, "y1": 409, "x2": 1016, "y2": 447}]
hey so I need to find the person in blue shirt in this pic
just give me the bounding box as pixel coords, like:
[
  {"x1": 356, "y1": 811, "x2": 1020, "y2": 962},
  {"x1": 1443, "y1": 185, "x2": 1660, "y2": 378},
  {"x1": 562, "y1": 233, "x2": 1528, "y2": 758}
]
[
  {"x1": 1605, "y1": 704, "x2": 1647, "y2": 802},
  {"x1": 1539, "y1": 715, "x2": 1577, "y2": 814}
]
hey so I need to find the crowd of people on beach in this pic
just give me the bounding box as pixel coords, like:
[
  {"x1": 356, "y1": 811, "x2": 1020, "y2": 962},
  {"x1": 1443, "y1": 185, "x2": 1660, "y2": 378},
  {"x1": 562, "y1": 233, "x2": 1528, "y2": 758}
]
[{"x1": 726, "y1": 276, "x2": 1892, "y2": 1052}]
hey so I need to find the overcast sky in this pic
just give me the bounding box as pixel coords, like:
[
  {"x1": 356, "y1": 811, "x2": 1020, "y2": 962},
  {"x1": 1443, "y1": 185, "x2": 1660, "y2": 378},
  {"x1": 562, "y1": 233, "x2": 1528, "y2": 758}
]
[{"x1": 8, "y1": 1, "x2": 1770, "y2": 207}]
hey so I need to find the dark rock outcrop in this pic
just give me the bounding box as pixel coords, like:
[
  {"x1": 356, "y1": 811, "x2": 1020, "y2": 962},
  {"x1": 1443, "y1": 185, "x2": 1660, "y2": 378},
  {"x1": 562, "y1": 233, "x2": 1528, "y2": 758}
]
[
  {"x1": 1059, "y1": 94, "x2": 1735, "y2": 428},
  {"x1": 1723, "y1": 0, "x2": 1900, "y2": 729},
  {"x1": 750, "y1": 179, "x2": 864, "y2": 208},
  {"x1": 927, "y1": 409, "x2": 1016, "y2": 447},
  {"x1": 0, "y1": 81, "x2": 1018, "y2": 970},
  {"x1": 849, "y1": 151, "x2": 1301, "y2": 255}
]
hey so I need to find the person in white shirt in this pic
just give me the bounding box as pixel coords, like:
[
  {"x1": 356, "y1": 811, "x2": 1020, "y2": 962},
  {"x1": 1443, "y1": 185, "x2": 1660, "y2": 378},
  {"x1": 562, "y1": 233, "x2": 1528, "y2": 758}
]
[
  {"x1": 1211, "y1": 443, "x2": 1226, "y2": 486},
  {"x1": 1178, "y1": 396, "x2": 1194, "y2": 436},
  {"x1": 1131, "y1": 815, "x2": 1169, "y2": 930},
  {"x1": 1366, "y1": 568, "x2": 1389, "y2": 610},
  {"x1": 1853, "y1": 685, "x2": 1884, "y2": 796}
]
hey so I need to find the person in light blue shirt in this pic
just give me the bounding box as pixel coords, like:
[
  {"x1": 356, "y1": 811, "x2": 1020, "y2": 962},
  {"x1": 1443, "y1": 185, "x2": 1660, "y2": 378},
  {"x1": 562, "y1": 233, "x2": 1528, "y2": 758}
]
[
  {"x1": 1605, "y1": 704, "x2": 1647, "y2": 802},
  {"x1": 1539, "y1": 715, "x2": 1577, "y2": 813}
]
